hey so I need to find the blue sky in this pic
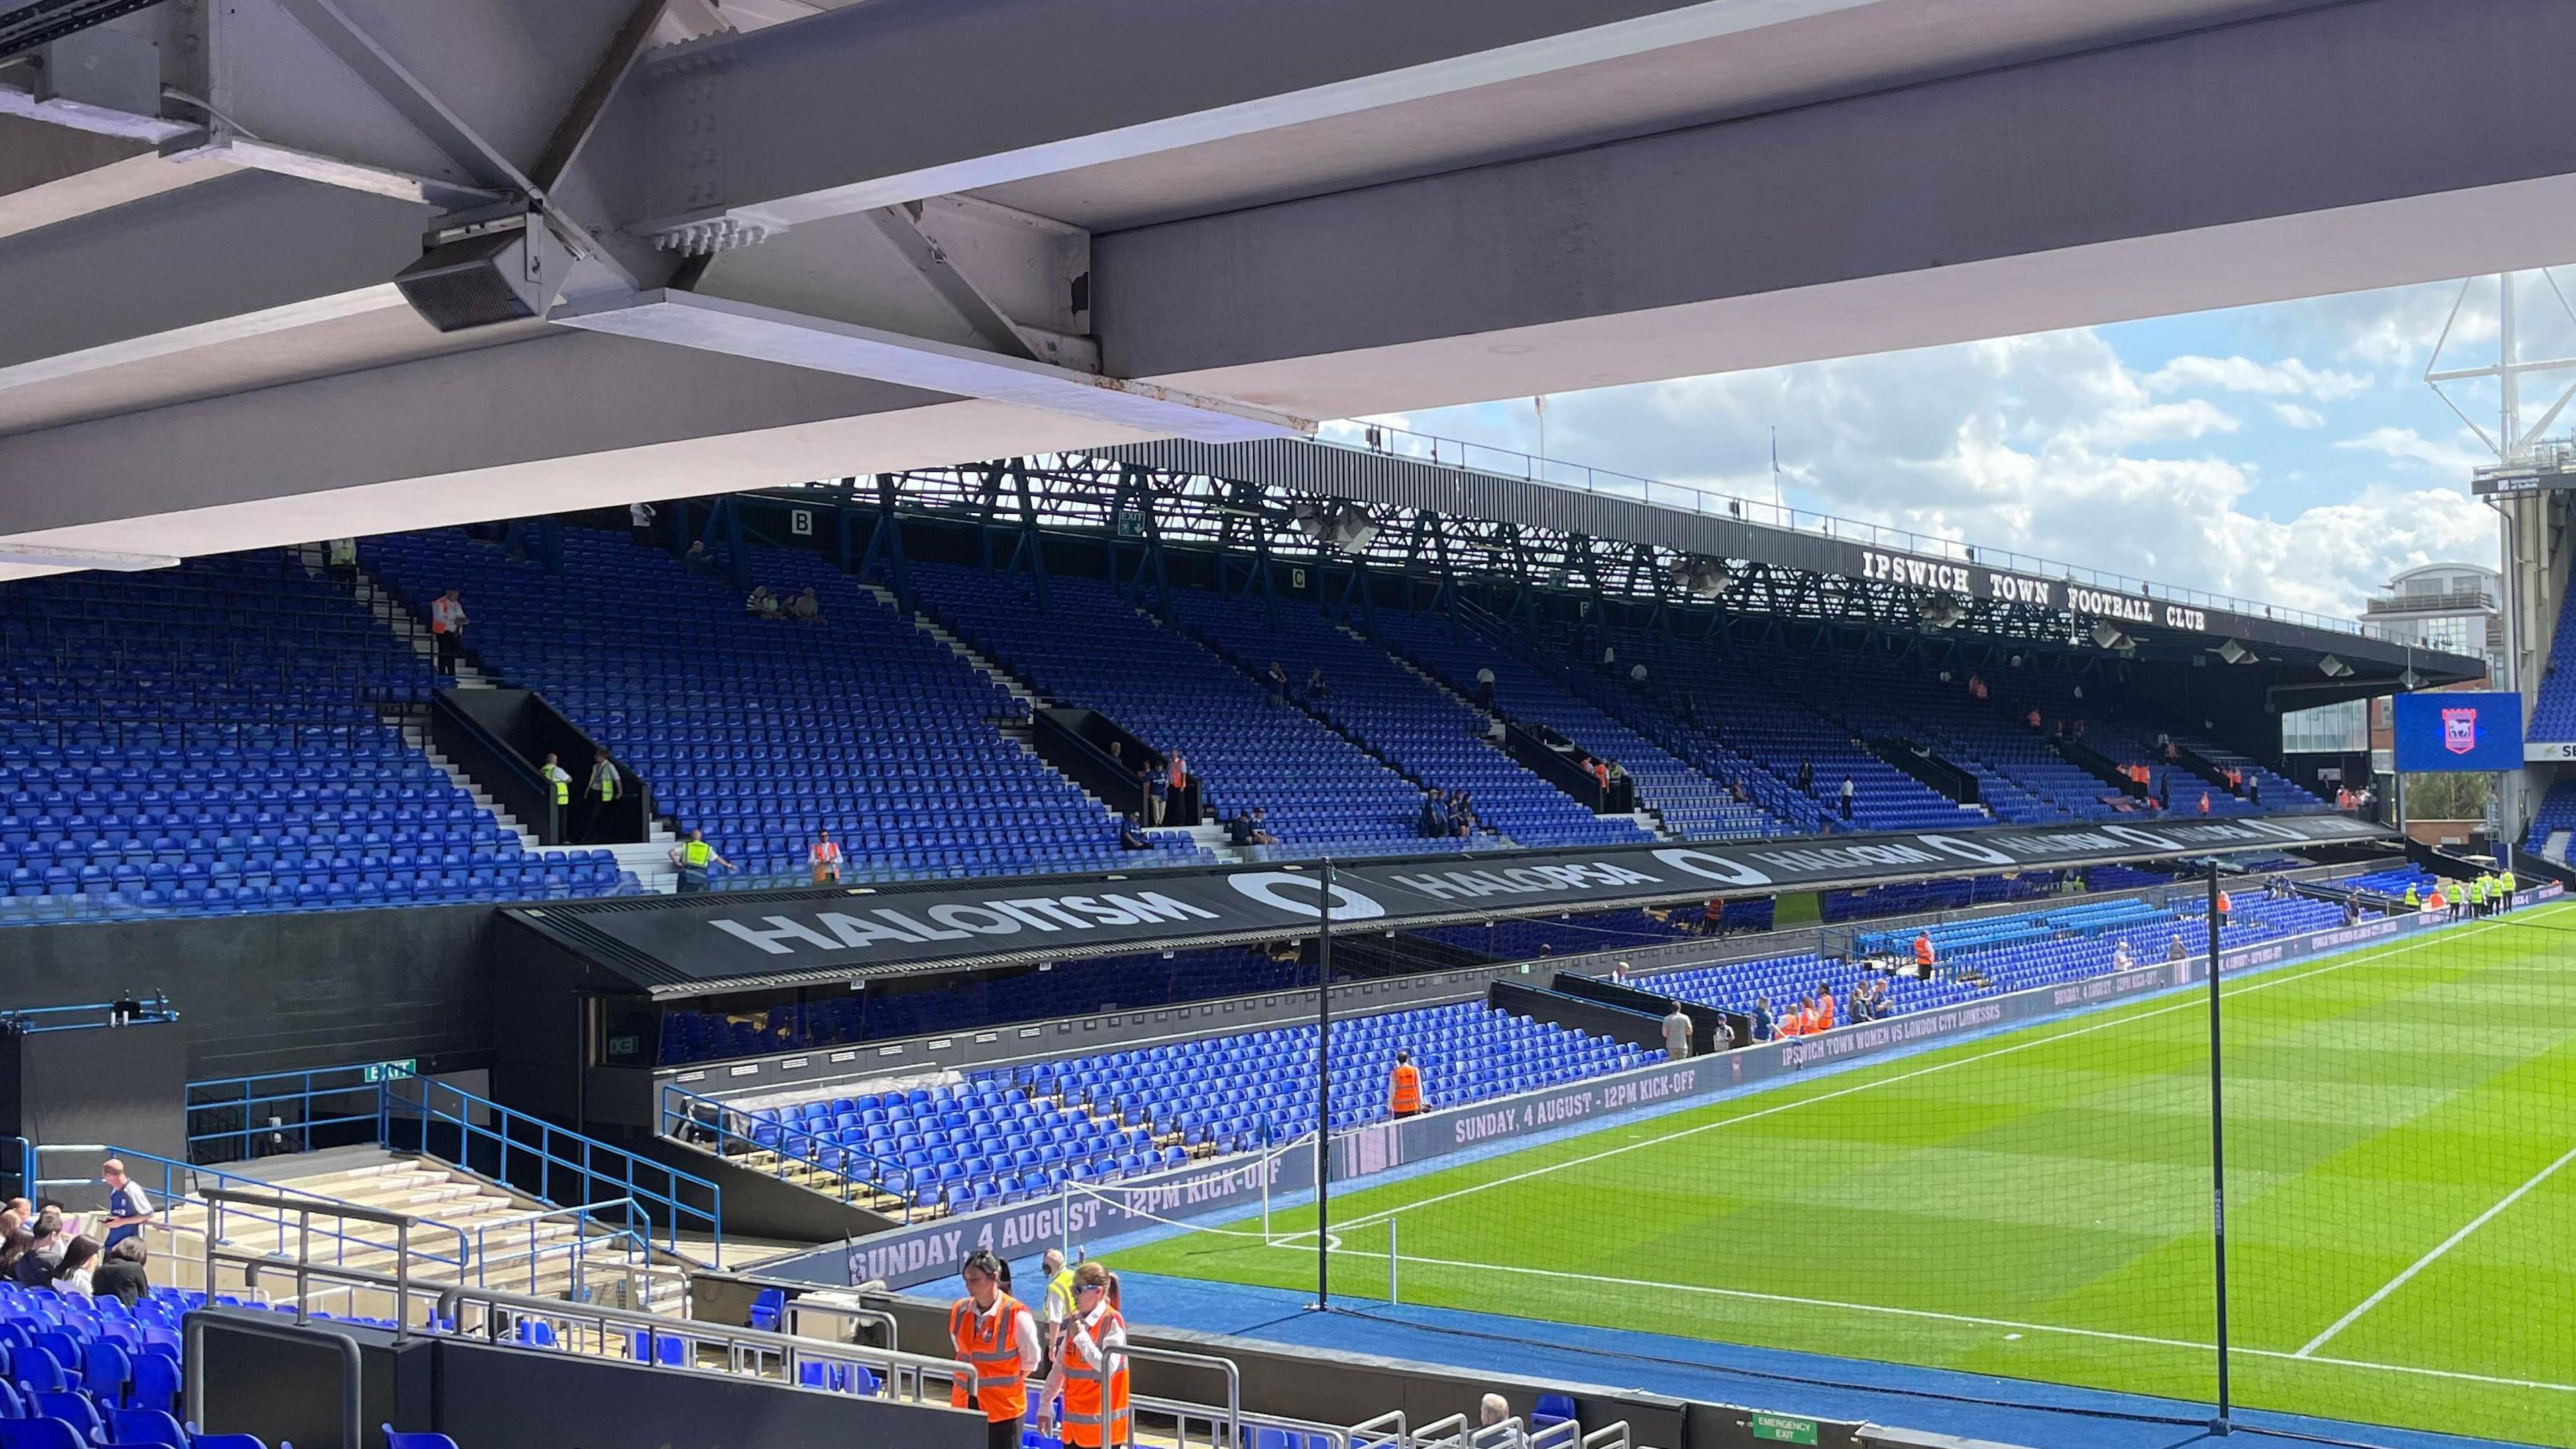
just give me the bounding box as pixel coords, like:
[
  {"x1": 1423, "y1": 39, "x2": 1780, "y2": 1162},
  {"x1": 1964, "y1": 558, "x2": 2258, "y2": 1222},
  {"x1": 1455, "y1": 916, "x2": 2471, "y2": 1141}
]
[{"x1": 1332, "y1": 274, "x2": 2576, "y2": 620}]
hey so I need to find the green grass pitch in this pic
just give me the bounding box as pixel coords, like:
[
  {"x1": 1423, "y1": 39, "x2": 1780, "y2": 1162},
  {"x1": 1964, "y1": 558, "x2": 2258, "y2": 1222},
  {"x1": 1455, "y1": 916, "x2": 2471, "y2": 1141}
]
[{"x1": 1107, "y1": 903, "x2": 2576, "y2": 1446}]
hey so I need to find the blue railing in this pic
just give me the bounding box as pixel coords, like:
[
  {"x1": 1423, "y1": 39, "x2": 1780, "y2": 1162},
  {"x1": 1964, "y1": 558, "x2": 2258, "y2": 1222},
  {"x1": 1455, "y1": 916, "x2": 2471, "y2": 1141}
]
[
  {"x1": 22, "y1": 1140, "x2": 471, "y2": 1274},
  {"x1": 659, "y1": 1083, "x2": 926, "y2": 1223},
  {"x1": 185, "y1": 1065, "x2": 722, "y2": 1261}
]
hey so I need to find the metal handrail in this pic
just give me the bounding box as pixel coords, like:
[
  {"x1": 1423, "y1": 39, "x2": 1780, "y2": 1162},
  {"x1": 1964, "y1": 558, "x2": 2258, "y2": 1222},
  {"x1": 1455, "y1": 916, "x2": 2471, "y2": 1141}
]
[
  {"x1": 1470, "y1": 1417, "x2": 1526, "y2": 1449},
  {"x1": 388, "y1": 1074, "x2": 721, "y2": 1259},
  {"x1": 1529, "y1": 1421, "x2": 1580, "y2": 1449},
  {"x1": 1579, "y1": 1424, "x2": 1631, "y2": 1449},
  {"x1": 198, "y1": 1185, "x2": 416, "y2": 1345},
  {"x1": 464, "y1": 1198, "x2": 674, "y2": 1303},
  {"x1": 37, "y1": 1142, "x2": 470, "y2": 1274},
  {"x1": 1122, "y1": 1343, "x2": 1241, "y2": 1449},
  {"x1": 1244, "y1": 1412, "x2": 1357, "y2": 1449},
  {"x1": 182, "y1": 1312, "x2": 362, "y2": 1449},
  {"x1": 1415, "y1": 1413, "x2": 1470, "y2": 1449},
  {"x1": 660, "y1": 1082, "x2": 921, "y2": 1221},
  {"x1": 1350, "y1": 1409, "x2": 1409, "y2": 1449},
  {"x1": 183, "y1": 1065, "x2": 721, "y2": 1260},
  {"x1": 431, "y1": 1281, "x2": 979, "y2": 1407},
  {"x1": 784, "y1": 1297, "x2": 902, "y2": 1352}
]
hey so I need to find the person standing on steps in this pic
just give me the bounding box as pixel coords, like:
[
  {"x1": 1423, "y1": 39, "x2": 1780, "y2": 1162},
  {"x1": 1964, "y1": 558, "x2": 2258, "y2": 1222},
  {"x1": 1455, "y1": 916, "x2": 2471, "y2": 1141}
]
[
  {"x1": 670, "y1": 828, "x2": 732, "y2": 894},
  {"x1": 582, "y1": 748, "x2": 621, "y2": 843},
  {"x1": 429, "y1": 588, "x2": 467, "y2": 675}
]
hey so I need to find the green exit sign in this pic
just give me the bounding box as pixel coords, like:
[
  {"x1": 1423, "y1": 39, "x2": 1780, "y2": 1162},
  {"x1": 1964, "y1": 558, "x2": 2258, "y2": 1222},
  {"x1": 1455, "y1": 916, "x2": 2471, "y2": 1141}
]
[
  {"x1": 1748, "y1": 1415, "x2": 1819, "y2": 1446},
  {"x1": 363, "y1": 1059, "x2": 418, "y2": 1083}
]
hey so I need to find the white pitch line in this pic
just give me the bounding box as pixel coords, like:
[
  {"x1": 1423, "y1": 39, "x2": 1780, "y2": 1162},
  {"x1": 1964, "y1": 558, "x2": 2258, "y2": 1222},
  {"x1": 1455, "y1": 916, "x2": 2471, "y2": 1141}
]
[
  {"x1": 1297, "y1": 1246, "x2": 2576, "y2": 1397},
  {"x1": 1334, "y1": 915, "x2": 2534, "y2": 1232},
  {"x1": 2296, "y1": 1139, "x2": 2576, "y2": 1357}
]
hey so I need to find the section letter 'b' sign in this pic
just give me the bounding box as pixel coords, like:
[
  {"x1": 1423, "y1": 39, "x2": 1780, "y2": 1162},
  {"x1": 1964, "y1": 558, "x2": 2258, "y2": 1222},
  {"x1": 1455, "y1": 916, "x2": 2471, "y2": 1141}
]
[{"x1": 1226, "y1": 871, "x2": 1389, "y2": 922}]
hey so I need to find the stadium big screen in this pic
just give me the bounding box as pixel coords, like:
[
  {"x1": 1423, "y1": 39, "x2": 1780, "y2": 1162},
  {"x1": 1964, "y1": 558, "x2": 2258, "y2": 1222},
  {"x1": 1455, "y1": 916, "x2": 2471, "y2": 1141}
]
[{"x1": 2391, "y1": 690, "x2": 2523, "y2": 771}]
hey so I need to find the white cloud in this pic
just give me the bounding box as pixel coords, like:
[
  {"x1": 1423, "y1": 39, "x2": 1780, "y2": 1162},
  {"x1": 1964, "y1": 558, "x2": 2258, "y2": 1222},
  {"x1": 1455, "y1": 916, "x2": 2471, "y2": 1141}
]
[
  {"x1": 1377, "y1": 323, "x2": 2499, "y2": 619},
  {"x1": 2144, "y1": 355, "x2": 2370, "y2": 401},
  {"x1": 2334, "y1": 426, "x2": 2489, "y2": 475}
]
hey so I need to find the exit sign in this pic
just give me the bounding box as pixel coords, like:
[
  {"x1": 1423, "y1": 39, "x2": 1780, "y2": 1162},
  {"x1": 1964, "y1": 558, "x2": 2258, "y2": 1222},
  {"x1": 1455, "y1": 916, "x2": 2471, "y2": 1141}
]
[
  {"x1": 363, "y1": 1059, "x2": 418, "y2": 1083},
  {"x1": 1748, "y1": 1415, "x2": 1818, "y2": 1446}
]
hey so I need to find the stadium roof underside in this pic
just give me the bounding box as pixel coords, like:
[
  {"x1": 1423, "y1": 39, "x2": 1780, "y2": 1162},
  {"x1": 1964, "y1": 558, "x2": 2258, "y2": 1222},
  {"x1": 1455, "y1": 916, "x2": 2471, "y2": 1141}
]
[
  {"x1": 771, "y1": 448, "x2": 2484, "y2": 705},
  {"x1": 513, "y1": 814, "x2": 2391, "y2": 998},
  {"x1": 6, "y1": 0, "x2": 2576, "y2": 570}
]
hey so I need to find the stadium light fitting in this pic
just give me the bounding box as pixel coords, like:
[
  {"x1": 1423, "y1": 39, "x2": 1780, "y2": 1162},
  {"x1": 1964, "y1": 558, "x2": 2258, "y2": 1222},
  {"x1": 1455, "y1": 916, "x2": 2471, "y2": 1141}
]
[
  {"x1": 1672, "y1": 556, "x2": 1732, "y2": 599},
  {"x1": 2088, "y1": 621, "x2": 2132, "y2": 650},
  {"x1": 2217, "y1": 639, "x2": 2259, "y2": 665},
  {"x1": 1921, "y1": 594, "x2": 1966, "y2": 629},
  {"x1": 2318, "y1": 655, "x2": 2353, "y2": 678},
  {"x1": 1328, "y1": 502, "x2": 1378, "y2": 555}
]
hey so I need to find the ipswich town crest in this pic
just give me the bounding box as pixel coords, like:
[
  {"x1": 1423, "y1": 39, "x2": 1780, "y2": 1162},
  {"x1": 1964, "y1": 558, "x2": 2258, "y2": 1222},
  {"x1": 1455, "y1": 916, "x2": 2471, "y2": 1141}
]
[{"x1": 2442, "y1": 706, "x2": 2479, "y2": 755}]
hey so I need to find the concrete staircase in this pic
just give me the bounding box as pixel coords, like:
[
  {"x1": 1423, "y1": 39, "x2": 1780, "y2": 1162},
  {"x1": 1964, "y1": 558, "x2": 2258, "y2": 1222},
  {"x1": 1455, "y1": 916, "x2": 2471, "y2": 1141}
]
[
  {"x1": 297, "y1": 543, "x2": 679, "y2": 893},
  {"x1": 169, "y1": 1146, "x2": 688, "y2": 1316},
  {"x1": 297, "y1": 543, "x2": 492, "y2": 688},
  {"x1": 860, "y1": 582, "x2": 1180, "y2": 845},
  {"x1": 396, "y1": 716, "x2": 680, "y2": 892}
]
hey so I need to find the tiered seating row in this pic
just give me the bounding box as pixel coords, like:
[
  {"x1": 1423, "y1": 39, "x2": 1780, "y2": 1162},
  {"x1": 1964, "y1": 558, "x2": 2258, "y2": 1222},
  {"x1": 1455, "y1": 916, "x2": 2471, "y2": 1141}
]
[
  {"x1": 0, "y1": 551, "x2": 632, "y2": 922},
  {"x1": 365, "y1": 531, "x2": 1207, "y2": 884}
]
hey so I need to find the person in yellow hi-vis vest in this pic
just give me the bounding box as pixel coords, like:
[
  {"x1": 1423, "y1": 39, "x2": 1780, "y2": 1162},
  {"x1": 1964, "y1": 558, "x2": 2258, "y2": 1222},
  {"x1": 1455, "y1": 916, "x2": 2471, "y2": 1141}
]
[
  {"x1": 581, "y1": 748, "x2": 621, "y2": 844},
  {"x1": 1038, "y1": 1248, "x2": 1077, "y2": 1379},
  {"x1": 668, "y1": 828, "x2": 733, "y2": 894},
  {"x1": 538, "y1": 752, "x2": 572, "y2": 841}
]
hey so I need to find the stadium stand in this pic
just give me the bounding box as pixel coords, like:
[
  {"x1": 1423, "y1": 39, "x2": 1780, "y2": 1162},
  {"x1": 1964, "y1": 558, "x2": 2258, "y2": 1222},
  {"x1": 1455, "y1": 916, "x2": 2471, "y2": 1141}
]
[
  {"x1": 1369, "y1": 612, "x2": 1790, "y2": 840},
  {"x1": 713, "y1": 1000, "x2": 1662, "y2": 1213},
  {"x1": 910, "y1": 564, "x2": 1475, "y2": 858},
  {"x1": 0, "y1": 552, "x2": 633, "y2": 923},
  {"x1": 2342, "y1": 865, "x2": 2441, "y2": 900},
  {"x1": 700, "y1": 873, "x2": 2383, "y2": 1215},
  {"x1": 1644, "y1": 645, "x2": 2004, "y2": 830},
  {"x1": 2524, "y1": 583, "x2": 2576, "y2": 742},
  {"x1": 1177, "y1": 594, "x2": 1654, "y2": 848},
  {"x1": 2524, "y1": 780, "x2": 2576, "y2": 861},
  {"x1": 1652, "y1": 885, "x2": 2332, "y2": 1032},
  {"x1": 1004, "y1": 1000, "x2": 1658, "y2": 1144},
  {"x1": 0, "y1": 1279, "x2": 203, "y2": 1422},
  {"x1": 362, "y1": 530, "x2": 1208, "y2": 884}
]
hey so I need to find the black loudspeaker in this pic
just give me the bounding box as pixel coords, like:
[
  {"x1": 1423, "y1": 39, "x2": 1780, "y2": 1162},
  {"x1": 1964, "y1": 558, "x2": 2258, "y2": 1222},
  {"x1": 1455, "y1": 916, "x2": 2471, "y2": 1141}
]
[
  {"x1": 394, "y1": 223, "x2": 567, "y2": 333},
  {"x1": 0, "y1": 1016, "x2": 187, "y2": 1211}
]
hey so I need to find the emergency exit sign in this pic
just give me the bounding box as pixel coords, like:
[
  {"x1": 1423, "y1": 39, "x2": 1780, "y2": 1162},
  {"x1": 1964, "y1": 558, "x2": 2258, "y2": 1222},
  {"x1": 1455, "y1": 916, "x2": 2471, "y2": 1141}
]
[
  {"x1": 363, "y1": 1059, "x2": 418, "y2": 1083},
  {"x1": 1748, "y1": 1415, "x2": 1819, "y2": 1445}
]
